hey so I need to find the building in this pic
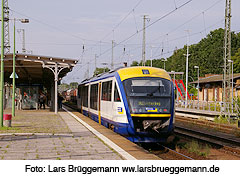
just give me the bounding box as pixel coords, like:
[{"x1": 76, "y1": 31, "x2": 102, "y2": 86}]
[
  {"x1": 1, "y1": 53, "x2": 77, "y2": 111},
  {"x1": 190, "y1": 73, "x2": 240, "y2": 102}
]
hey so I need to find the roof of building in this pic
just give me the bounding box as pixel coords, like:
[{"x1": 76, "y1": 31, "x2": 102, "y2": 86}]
[
  {"x1": 190, "y1": 73, "x2": 240, "y2": 84},
  {"x1": 1, "y1": 53, "x2": 78, "y2": 84}
]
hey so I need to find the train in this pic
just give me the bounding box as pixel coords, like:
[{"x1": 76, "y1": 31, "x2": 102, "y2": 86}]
[
  {"x1": 62, "y1": 89, "x2": 78, "y2": 103},
  {"x1": 76, "y1": 66, "x2": 175, "y2": 143}
]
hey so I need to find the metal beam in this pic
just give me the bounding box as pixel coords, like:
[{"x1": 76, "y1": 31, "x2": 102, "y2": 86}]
[{"x1": 43, "y1": 63, "x2": 70, "y2": 114}]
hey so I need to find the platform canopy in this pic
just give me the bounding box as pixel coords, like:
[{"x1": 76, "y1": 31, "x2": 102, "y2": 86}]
[{"x1": 1, "y1": 53, "x2": 78, "y2": 84}]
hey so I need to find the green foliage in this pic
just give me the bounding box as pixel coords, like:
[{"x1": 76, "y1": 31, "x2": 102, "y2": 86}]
[
  {"x1": 69, "y1": 82, "x2": 78, "y2": 89},
  {"x1": 58, "y1": 83, "x2": 70, "y2": 93},
  {"x1": 131, "y1": 58, "x2": 167, "y2": 69},
  {"x1": 130, "y1": 28, "x2": 240, "y2": 80},
  {"x1": 188, "y1": 86, "x2": 197, "y2": 96},
  {"x1": 58, "y1": 82, "x2": 78, "y2": 92},
  {"x1": 93, "y1": 67, "x2": 110, "y2": 76},
  {"x1": 185, "y1": 141, "x2": 210, "y2": 157},
  {"x1": 233, "y1": 96, "x2": 240, "y2": 117},
  {"x1": 214, "y1": 115, "x2": 229, "y2": 124},
  {"x1": 131, "y1": 61, "x2": 139, "y2": 66},
  {"x1": 233, "y1": 48, "x2": 240, "y2": 73}
]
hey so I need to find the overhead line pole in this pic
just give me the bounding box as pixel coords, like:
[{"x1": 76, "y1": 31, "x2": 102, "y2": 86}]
[
  {"x1": 17, "y1": 29, "x2": 26, "y2": 53},
  {"x1": 0, "y1": 0, "x2": 5, "y2": 127},
  {"x1": 3, "y1": 0, "x2": 9, "y2": 53},
  {"x1": 185, "y1": 30, "x2": 190, "y2": 109},
  {"x1": 223, "y1": 0, "x2": 231, "y2": 113},
  {"x1": 12, "y1": 19, "x2": 16, "y2": 117},
  {"x1": 111, "y1": 40, "x2": 114, "y2": 69},
  {"x1": 142, "y1": 15, "x2": 147, "y2": 66}
]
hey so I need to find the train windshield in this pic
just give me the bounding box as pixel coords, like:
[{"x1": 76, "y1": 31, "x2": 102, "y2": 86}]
[
  {"x1": 123, "y1": 77, "x2": 172, "y2": 114},
  {"x1": 123, "y1": 77, "x2": 171, "y2": 97}
]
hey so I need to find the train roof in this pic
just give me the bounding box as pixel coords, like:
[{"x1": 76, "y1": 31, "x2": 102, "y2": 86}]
[{"x1": 80, "y1": 66, "x2": 171, "y2": 85}]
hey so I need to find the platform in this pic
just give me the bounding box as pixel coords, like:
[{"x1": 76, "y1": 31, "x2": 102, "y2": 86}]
[
  {"x1": 176, "y1": 107, "x2": 222, "y2": 116},
  {"x1": 0, "y1": 107, "x2": 160, "y2": 160}
]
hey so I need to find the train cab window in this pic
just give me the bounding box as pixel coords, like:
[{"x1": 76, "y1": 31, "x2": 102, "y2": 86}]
[
  {"x1": 114, "y1": 83, "x2": 121, "y2": 102},
  {"x1": 101, "y1": 81, "x2": 112, "y2": 101},
  {"x1": 90, "y1": 84, "x2": 98, "y2": 110}
]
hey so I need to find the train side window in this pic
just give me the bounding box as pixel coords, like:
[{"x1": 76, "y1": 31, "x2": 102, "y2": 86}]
[
  {"x1": 114, "y1": 83, "x2": 121, "y2": 102},
  {"x1": 101, "y1": 81, "x2": 112, "y2": 101},
  {"x1": 90, "y1": 84, "x2": 98, "y2": 110},
  {"x1": 83, "y1": 85, "x2": 88, "y2": 107},
  {"x1": 78, "y1": 85, "x2": 81, "y2": 98}
]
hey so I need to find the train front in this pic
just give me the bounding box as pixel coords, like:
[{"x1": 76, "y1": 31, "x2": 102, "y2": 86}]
[{"x1": 118, "y1": 67, "x2": 175, "y2": 142}]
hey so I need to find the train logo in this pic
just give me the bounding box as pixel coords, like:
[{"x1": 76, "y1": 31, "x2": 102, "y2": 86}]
[{"x1": 117, "y1": 107, "x2": 124, "y2": 114}]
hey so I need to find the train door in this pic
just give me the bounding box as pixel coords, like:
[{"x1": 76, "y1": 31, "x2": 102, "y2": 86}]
[
  {"x1": 98, "y1": 82, "x2": 101, "y2": 124},
  {"x1": 100, "y1": 79, "x2": 113, "y2": 121},
  {"x1": 112, "y1": 80, "x2": 128, "y2": 124},
  {"x1": 88, "y1": 83, "x2": 90, "y2": 114}
]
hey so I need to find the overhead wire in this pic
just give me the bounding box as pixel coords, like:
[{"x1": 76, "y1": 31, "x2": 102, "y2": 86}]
[
  {"x1": 150, "y1": 0, "x2": 223, "y2": 44},
  {"x1": 71, "y1": 0, "x2": 144, "y2": 75},
  {"x1": 152, "y1": 19, "x2": 225, "y2": 58},
  {"x1": 98, "y1": 0, "x2": 194, "y2": 59},
  {"x1": 70, "y1": 0, "x2": 194, "y2": 82},
  {"x1": 9, "y1": 8, "x2": 110, "y2": 44},
  {"x1": 98, "y1": 0, "x2": 144, "y2": 42},
  {"x1": 114, "y1": 17, "x2": 225, "y2": 62},
  {"x1": 150, "y1": 0, "x2": 224, "y2": 57}
]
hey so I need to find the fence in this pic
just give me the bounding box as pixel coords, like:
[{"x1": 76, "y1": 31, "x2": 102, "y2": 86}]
[{"x1": 175, "y1": 100, "x2": 239, "y2": 116}]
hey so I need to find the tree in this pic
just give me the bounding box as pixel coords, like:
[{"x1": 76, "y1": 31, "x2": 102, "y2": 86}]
[
  {"x1": 69, "y1": 82, "x2": 78, "y2": 89},
  {"x1": 233, "y1": 48, "x2": 240, "y2": 73},
  {"x1": 93, "y1": 67, "x2": 110, "y2": 76},
  {"x1": 131, "y1": 61, "x2": 139, "y2": 66},
  {"x1": 129, "y1": 28, "x2": 240, "y2": 80},
  {"x1": 58, "y1": 83, "x2": 69, "y2": 93}
]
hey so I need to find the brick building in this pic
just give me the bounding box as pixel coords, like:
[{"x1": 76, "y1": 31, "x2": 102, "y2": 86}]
[{"x1": 190, "y1": 73, "x2": 240, "y2": 101}]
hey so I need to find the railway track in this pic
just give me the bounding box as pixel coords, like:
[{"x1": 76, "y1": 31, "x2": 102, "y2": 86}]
[
  {"x1": 64, "y1": 103, "x2": 240, "y2": 159},
  {"x1": 174, "y1": 124, "x2": 240, "y2": 156},
  {"x1": 156, "y1": 144, "x2": 194, "y2": 160},
  {"x1": 140, "y1": 143, "x2": 194, "y2": 160},
  {"x1": 176, "y1": 115, "x2": 239, "y2": 134},
  {"x1": 175, "y1": 125, "x2": 240, "y2": 147},
  {"x1": 63, "y1": 103, "x2": 194, "y2": 160}
]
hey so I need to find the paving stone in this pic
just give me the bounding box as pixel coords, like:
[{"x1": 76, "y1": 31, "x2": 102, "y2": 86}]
[{"x1": 0, "y1": 110, "x2": 123, "y2": 160}]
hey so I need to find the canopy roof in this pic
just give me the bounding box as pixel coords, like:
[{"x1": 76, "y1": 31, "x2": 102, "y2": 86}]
[
  {"x1": 1, "y1": 53, "x2": 78, "y2": 85},
  {"x1": 190, "y1": 73, "x2": 240, "y2": 84}
]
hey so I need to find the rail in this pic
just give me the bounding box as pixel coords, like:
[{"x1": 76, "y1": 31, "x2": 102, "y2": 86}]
[{"x1": 175, "y1": 124, "x2": 240, "y2": 151}]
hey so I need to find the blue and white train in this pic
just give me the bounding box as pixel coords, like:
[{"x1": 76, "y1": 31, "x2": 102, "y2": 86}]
[{"x1": 77, "y1": 66, "x2": 175, "y2": 143}]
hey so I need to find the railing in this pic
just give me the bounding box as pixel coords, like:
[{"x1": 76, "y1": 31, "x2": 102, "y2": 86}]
[{"x1": 175, "y1": 100, "x2": 237, "y2": 116}]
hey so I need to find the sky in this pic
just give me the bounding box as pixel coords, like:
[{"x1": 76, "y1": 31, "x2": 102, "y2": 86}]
[{"x1": 6, "y1": 0, "x2": 240, "y2": 83}]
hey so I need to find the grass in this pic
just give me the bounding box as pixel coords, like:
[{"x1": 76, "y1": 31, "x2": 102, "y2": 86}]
[
  {"x1": 0, "y1": 110, "x2": 71, "y2": 134},
  {"x1": 36, "y1": 154, "x2": 39, "y2": 159},
  {"x1": 214, "y1": 115, "x2": 229, "y2": 124},
  {"x1": 178, "y1": 140, "x2": 210, "y2": 158},
  {"x1": 0, "y1": 127, "x2": 20, "y2": 131}
]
